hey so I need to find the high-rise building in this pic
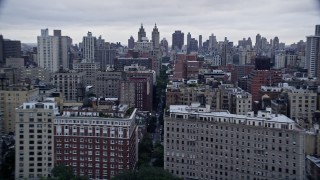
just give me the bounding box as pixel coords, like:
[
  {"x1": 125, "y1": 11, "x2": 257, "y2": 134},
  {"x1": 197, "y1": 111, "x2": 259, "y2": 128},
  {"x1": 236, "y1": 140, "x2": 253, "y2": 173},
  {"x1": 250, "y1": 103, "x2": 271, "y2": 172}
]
[
  {"x1": 306, "y1": 25, "x2": 320, "y2": 78},
  {"x1": 120, "y1": 77, "x2": 152, "y2": 111},
  {"x1": 273, "y1": 36, "x2": 280, "y2": 50},
  {"x1": 0, "y1": 35, "x2": 22, "y2": 66},
  {"x1": 187, "y1": 32, "x2": 191, "y2": 52},
  {"x1": 286, "y1": 86, "x2": 317, "y2": 128},
  {"x1": 160, "y1": 38, "x2": 169, "y2": 56},
  {"x1": 0, "y1": 35, "x2": 4, "y2": 66},
  {"x1": 94, "y1": 71, "x2": 124, "y2": 98},
  {"x1": 138, "y1": 24, "x2": 146, "y2": 42},
  {"x1": 15, "y1": 99, "x2": 59, "y2": 179},
  {"x1": 54, "y1": 105, "x2": 138, "y2": 180},
  {"x1": 0, "y1": 85, "x2": 39, "y2": 133},
  {"x1": 128, "y1": 36, "x2": 135, "y2": 49},
  {"x1": 52, "y1": 71, "x2": 85, "y2": 101},
  {"x1": 247, "y1": 70, "x2": 282, "y2": 101},
  {"x1": 96, "y1": 42, "x2": 117, "y2": 71},
  {"x1": 152, "y1": 24, "x2": 160, "y2": 49},
  {"x1": 221, "y1": 38, "x2": 233, "y2": 66},
  {"x1": 189, "y1": 38, "x2": 198, "y2": 53},
  {"x1": 73, "y1": 61, "x2": 100, "y2": 86},
  {"x1": 82, "y1": 32, "x2": 97, "y2": 62},
  {"x1": 37, "y1": 29, "x2": 72, "y2": 72},
  {"x1": 199, "y1": 35, "x2": 202, "y2": 50},
  {"x1": 172, "y1": 30, "x2": 184, "y2": 50},
  {"x1": 255, "y1": 33, "x2": 262, "y2": 54},
  {"x1": 164, "y1": 104, "x2": 305, "y2": 180},
  {"x1": 208, "y1": 33, "x2": 217, "y2": 51},
  {"x1": 315, "y1": 25, "x2": 320, "y2": 36}
]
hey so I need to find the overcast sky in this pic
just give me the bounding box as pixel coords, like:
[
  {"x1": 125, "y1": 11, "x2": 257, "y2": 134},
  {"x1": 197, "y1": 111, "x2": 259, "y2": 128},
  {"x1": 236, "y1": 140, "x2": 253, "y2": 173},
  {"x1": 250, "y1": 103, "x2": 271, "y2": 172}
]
[{"x1": 0, "y1": 0, "x2": 319, "y2": 46}]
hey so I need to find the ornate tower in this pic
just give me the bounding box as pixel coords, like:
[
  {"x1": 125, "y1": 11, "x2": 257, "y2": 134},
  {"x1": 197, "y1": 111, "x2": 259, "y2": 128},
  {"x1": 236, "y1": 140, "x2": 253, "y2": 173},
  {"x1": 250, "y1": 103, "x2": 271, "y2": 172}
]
[
  {"x1": 152, "y1": 23, "x2": 160, "y2": 49},
  {"x1": 138, "y1": 24, "x2": 146, "y2": 42}
]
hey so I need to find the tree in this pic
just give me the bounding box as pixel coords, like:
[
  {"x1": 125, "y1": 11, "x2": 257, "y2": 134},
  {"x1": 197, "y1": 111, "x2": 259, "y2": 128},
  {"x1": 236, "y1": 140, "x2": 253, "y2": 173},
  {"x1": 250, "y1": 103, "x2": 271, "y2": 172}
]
[
  {"x1": 152, "y1": 142, "x2": 164, "y2": 167},
  {"x1": 112, "y1": 167, "x2": 181, "y2": 180},
  {"x1": 50, "y1": 165, "x2": 88, "y2": 180},
  {"x1": 137, "y1": 134, "x2": 153, "y2": 167},
  {"x1": 0, "y1": 148, "x2": 15, "y2": 180}
]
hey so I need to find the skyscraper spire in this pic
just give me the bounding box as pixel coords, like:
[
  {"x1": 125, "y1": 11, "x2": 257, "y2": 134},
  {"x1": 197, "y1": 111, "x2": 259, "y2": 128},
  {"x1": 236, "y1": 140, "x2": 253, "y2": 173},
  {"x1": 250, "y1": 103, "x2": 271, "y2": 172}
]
[
  {"x1": 152, "y1": 23, "x2": 160, "y2": 49},
  {"x1": 138, "y1": 23, "x2": 146, "y2": 42}
]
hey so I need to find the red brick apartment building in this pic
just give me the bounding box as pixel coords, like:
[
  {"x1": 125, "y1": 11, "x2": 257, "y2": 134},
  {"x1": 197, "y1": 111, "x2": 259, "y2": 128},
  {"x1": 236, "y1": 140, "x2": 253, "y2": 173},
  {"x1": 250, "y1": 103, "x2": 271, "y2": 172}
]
[{"x1": 54, "y1": 105, "x2": 138, "y2": 180}]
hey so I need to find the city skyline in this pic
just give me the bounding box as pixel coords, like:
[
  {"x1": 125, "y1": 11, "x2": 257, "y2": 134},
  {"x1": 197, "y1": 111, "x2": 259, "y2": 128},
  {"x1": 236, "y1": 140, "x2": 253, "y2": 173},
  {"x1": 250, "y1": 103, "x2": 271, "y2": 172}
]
[{"x1": 0, "y1": 0, "x2": 319, "y2": 45}]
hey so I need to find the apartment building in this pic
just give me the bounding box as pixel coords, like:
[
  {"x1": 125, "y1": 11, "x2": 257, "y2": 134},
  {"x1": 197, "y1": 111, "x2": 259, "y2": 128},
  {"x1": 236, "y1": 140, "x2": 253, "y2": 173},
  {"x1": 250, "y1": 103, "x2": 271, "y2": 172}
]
[
  {"x1": 166, "y1": 84, "x2": 220, "y2": 109},
  {"x1": 54, "y1": 105, "x2": 138, "y2": 180},
  {"x1": 231, "y1": 88, "x2": 252, "y2": 115},
  {"x1": 15, "y1": 99, "x2": 59, "y2": 179},
  {"x1": 164, "y1": 104, "x2": 305, "y2": 180},
  {"x1": 0, "y1": 85, "x2": 39, "y2": 133},
  {"x1": 94, "y1": 71, "x2": 124, "y2": 98},
  {"x1": 73, "y1": 61, "x2": 100, "y2": 87},
  {"x1": 286, "y1": 86, "x2": 317, "y2": 129},
  {"x1": 52, "y1": 71, "x2": 85, "y2": 102}
]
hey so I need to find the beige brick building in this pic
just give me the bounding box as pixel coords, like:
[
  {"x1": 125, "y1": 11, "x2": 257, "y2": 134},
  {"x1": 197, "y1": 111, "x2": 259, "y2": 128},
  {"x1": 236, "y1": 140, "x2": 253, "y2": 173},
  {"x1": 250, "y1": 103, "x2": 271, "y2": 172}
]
[
  {"x1": 15, "y1": 99, "x2": 59, "y2": 179},
  {"x1": 0, "y1": 86, "x2": 39, "y2": 133},
  {"x1": 286, "y1": 86, "x2": 317, "y2": 129}
]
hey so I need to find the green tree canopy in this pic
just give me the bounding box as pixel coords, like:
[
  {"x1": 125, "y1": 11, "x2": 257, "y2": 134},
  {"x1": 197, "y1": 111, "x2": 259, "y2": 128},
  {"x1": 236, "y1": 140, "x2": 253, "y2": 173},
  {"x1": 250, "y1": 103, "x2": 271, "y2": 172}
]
[
  {"x1": 112, "y1": 167, "x2": 181, "y2": 180},
  {"x1": 50, "y1": 165, "x2": 88, "y2": 180}
]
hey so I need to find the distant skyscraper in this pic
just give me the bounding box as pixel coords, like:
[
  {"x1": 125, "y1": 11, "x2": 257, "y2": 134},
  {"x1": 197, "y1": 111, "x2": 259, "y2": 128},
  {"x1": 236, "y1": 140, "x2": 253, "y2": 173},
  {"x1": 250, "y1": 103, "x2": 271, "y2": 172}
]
[
  {"x1": 255, "y1": 33, "x2": 262, "y2": 52},
  {"x1": 96, "y1": 42, "x2": 117, "y2": 71},
  {"x1": 172, "y1": 30, "x2": 184, "y2": 50},
  {"x1": 273, "y1": 36, "x2": 279, "y2": 50},
  {"x1": 221, "y1": 38, "x2": 233, "y2": 66},
  {"x1": 208, "y1": 33, "x2": 217, "y2": 51},
  {"x1": 82, "y1": 31, "x2": 97, "y2": 62},
  {"x1": 0, "y1": 35, "x2": 21, "y2": 66},
  {"x1": 316, "y1": 25, "x2": 320, "y2": 36},
  {"x1": 247, "y1": 37, "x2": 252, "y2": 48},
  {"x1": 128, "y1": 36, "x2": 135, "y2": 49},
  {"x1": 187, "y1": 32, "x2": 191, "y2": 52},
  {"x1": 306, "y1": 25, "x2": 320, "y2": 78},
  {"x1": 0, "y1": 35, "x2": 3, "y2": 66},
  {"x1": 189, "y1": 38, "x2": 198, "y2": 52},
  {"x1": 199, "y1": 35, "x2": 202, "y2": 50},
  {"x1": 138, "y1": 24, "x2": 146, "y2": 42},
  {"x1": 160, "y1": 38, "x2": 169, "y2": 55},
  {"x1": 37, "y1": 29, "x2": 71, "y2": 72},
  {"x1": 152, "y1": 24, "x2": 160, "y2": 49}
]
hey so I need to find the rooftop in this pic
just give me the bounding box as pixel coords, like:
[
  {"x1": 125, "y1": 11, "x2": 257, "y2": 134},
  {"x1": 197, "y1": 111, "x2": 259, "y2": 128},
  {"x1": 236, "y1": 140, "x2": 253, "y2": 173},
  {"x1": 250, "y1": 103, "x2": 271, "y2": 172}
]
[
  {"x1": 307, "y1": 155, "x2": 320, "y2": 168},
  {"x1": 168, "y1": 104, "x2": 302, "y2": 131}
]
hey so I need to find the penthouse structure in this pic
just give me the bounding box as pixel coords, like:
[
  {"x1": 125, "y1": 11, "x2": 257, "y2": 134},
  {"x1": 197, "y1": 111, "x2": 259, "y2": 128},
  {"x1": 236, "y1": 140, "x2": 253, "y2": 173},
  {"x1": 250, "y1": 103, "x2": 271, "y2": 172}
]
[
  {"x1": 164, "y1": 104, "x2": 305, "y2": 180},
  {"x1": 54, "y1": 105, "x2": 138, "y2": 180}
]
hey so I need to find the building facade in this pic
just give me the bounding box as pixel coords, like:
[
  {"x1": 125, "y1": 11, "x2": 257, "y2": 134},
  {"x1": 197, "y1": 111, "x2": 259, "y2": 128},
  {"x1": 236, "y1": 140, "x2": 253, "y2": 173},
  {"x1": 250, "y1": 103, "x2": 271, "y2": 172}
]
[
  {"x1": 164, "y1": 104, "x2": 305, "y2": 180},
  {"x1": 152, "y1": 24, "x2": 160, "y2": 49},
  {"x1": 94, "y1": 71, "x2": 124, "y2": 98},
  {"x1": 172, "y1": 31, "x2": 184, "y2": 50},
  {"x1": 54, "y1": 105, "x2": 138, "y2": 180},
  {"x1": 82, "y1": 32, "x2": 97, "y2": 62},
  {"x1": 52, "y1": 71, "x2": 85, "y2": 102},
  {"x1": 286, "y1": 87, "x2": 317, "y2": 128},
  {"x1": 0, "y1": 86, "x2": 39, "y2": 133},
  {"x1": 306, "y1": 25, "x2": 320, "y2": 78},
  {"x1": 15, "y1": 99, "x2": 59, "y2": 179},
  {"x1": 37, "y1": 29, "x2": 71, "y2": 72}
]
